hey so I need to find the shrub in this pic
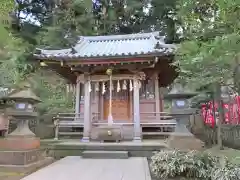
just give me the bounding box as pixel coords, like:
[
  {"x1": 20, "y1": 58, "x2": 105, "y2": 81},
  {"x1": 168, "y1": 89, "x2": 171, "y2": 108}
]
[
  {"x1": 211, "y1": 160, "x2": 240, "y2": 180},
  {"x1": 150, "y1": 150, "x2": 219, "y2": 180}
]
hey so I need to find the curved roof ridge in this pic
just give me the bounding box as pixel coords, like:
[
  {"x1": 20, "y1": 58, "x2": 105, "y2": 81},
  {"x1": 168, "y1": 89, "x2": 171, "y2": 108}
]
[
  {"x1": 35, "y1": 48, "x2": 71, "y2": 55},
  {"x1": 79, "y1": 31, "x2": 161, "y2": 41}
]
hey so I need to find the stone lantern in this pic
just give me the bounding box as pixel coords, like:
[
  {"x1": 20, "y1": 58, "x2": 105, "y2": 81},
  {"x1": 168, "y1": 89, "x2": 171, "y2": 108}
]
[
  {"x1": 164, "y1": 83, "x2": 198, "y2": 115},
  {"x1": 0, "y1": 88, "x2": 14, "y2": 137},
  {"x1": 0, "y1": 83, "x2": 52, "y2": 167},
  {"x1": 5, "y1": 84, "x2": 41, "y2": 138},
  {"x1": 164, "y1": 84, "x2": 204, "y2": 150},
  {"x1": 164, "y1": 83, "x2": 198, "y2": 125}
]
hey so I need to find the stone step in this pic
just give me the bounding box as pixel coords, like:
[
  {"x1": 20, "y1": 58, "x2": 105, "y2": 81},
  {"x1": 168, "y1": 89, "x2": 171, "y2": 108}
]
[{"x1": 82, "y1": 151, "x2": 129, "y2": 159}]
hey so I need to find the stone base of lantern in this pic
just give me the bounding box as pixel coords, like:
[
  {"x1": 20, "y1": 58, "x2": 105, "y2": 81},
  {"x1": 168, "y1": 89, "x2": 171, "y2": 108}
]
[
  {"x1": 0, "y1": 156, "x2": 54, "y2": 175},
  {"x1": 167, "y1": 134, "x2": 204, "y2": 151},
  {"x1": 0, "y1": 137, "x2": 53, "y2": 169},
  {"x1": 0, "y1": 149, "x2": 43, "y2": 166},
  {"x1": 0, "y1": 137, "x2": 40, "y2": 151}
]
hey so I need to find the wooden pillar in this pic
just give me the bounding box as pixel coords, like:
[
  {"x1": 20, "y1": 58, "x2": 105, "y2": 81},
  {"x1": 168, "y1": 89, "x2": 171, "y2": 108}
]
[
  {"x1": 130, "y1": 91, "x2": 133, "y2": 121},
  {"x1": 154, "y1": 76, "x2": 160, "y2": 120},
  {"x1": 160, "y1": 87, "x2": 164, "y2": 112},
  {"x1": 75, "y1": 77, "x2": 81, "y2": 120},
  {"x1": 133, "y1": 78, "x2": 141, "y2": 142},
  {"x1": 82, "y1": 75, "x2": 91, "y2": 142},
  {"x1": 100, "y1": 91, "x2": 104, "y2": 121}
]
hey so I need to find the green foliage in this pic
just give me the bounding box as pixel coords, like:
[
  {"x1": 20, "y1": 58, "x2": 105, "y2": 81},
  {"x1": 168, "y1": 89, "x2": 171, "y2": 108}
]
[
  {"x1": 176, "y1": 0, "x2": 240, "y2": 92},
  {"x1": 176, "y1": 33, "x2": 240, "y2": 88},
  {"x1": 37, "y1": 0, "x2": 95, "y2": 48},
  {"x1": 0, "y1": 0, "x2": 14, "y2": 16},
  {"x1": 211, "y1": 161, "x2": 240, "y2": 180},
  {"x1": 150, "y1": 150, "x2": 240, "y2": 180},
  {"x1": 29, "y1": 69, "x2": 74, "y2": 117},
  {"x1": 150, "y1": 150, "x2": 218, "y2": 179}
]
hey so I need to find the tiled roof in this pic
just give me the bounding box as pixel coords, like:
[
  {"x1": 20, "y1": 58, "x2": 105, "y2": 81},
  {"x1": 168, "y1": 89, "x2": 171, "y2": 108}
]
[{"x1": 34, "y1": 32, "x2": 176, "y2": 59}]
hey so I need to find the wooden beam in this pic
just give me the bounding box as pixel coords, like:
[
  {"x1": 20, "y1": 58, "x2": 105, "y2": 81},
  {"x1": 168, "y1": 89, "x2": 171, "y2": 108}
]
[
  {"x1": 77, "y1": 73, "x2": 146, "y2": 83},
  {"x1": 70, "y1": 62, "x2": 155, "y2": 73}
]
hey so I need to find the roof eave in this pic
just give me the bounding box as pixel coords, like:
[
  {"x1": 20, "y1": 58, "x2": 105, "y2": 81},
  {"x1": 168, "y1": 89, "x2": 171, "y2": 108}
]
[{"x1": 33, "y1": 51, "x2": 175, "y2": 62}]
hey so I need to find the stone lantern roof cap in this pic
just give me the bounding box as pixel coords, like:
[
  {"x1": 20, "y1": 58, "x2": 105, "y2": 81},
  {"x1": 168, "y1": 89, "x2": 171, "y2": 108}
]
[
  {"x1": 164, "y1": 83, "x2": 198, "y2": 99},
  {"x1": 5, "y1": 84, "x2": 41, "y2": 104}
]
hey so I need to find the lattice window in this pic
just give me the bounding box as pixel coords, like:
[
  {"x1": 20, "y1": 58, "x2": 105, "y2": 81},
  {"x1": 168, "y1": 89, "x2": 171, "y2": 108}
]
[{"x1": 140, "y1": 79, "x2": 155, "y2": 99}]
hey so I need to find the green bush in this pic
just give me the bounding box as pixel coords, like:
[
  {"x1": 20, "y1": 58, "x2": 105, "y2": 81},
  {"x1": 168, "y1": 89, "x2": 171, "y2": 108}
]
[
  {"x1": 211, "y1": 161, "x2": 240, "y2": 180},
  {"x1": 150, "y1": 150, "x2": 240, "y2": 180},
  {"x1": 150, "y1": 150, "x2": 219, "y2": 180}
]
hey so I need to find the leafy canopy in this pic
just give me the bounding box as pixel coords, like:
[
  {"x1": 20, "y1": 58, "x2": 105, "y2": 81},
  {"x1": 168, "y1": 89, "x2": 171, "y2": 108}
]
[{"x1": 176, "y1": 0, "x2": 240, "y2": 91}]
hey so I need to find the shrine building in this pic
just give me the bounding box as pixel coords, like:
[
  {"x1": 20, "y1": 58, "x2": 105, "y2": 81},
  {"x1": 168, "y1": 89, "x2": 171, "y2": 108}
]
[{"x1": 33, "y1": 31, "x2": 178, "y2": 142}]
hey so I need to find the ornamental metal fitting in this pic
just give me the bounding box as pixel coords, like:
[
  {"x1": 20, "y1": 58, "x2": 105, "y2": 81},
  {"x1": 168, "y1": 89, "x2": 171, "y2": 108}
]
[
  {"x1": 107, "y1": 130, "x2": 112, "y2": 136},
  {"x1": 106, "y1": 68, "x2": 113, "y2": 76}
]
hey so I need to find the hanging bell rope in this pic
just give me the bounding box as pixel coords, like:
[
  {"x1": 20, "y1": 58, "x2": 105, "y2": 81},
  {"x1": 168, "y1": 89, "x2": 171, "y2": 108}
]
[{"x1": 111, "y1": 80, "x2": 114, "y2": 91}]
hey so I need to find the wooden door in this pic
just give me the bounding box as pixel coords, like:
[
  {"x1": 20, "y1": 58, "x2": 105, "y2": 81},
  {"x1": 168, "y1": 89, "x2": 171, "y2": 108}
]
[
  {"x1": 104, "y1": 100, "x2": 130, "y2": 120},
  {"x1": 103, "y1": 85, "x2": 131, "y2": 121}
]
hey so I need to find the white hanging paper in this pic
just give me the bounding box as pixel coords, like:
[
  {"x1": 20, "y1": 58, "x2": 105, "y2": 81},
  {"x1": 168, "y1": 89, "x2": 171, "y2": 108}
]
[
  {"x1": 129, "y1": 80, "x2": 133, "y2": 91},
  {"x1": 122, "y1": 80, "x2": 127, "y2": 90},
  {"x1": 117, "y1": 80, "x2": 121, "y2": 92},
  {"x1": 102, "y1": 82, "x2": 106, "y2": 94},
  {"x1": 89, "y1": 82, "x2": 92, "y2": 92},
  {"x1": 66, "y1": 84, "x2": 69, "y2": 93},
  {"x1": 138, "y1": 80, "x2": 141, "y2": 89},
  {"x1": 73, "y1": 84, "x2": 76, "y2": 94},
  {"x1": 95, "y1": 82, "x2": 99, "y2": 92}
]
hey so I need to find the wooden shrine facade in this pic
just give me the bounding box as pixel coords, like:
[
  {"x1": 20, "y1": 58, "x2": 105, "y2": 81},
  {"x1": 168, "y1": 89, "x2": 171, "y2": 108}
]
[
  {"x1": 74, "y1": 75, "x2": 164, "y2": 121},
  {"x1": 34, "y1": 32, "x2": 178, "y2": 142}
]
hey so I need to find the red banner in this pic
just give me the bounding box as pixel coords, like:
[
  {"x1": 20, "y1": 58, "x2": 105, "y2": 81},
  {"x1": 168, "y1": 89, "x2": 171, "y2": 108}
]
[{"x1": 201, "y1": 96, "x2": 240, "y2": 127}]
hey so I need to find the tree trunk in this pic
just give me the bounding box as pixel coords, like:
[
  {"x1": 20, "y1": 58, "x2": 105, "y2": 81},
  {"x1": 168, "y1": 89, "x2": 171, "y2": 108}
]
[
  {"x1": 233, "y1": 55, "x2": 240, "y2": 94},
  {"x1": 215, "y1": 83, "x2": 224, "y2": 150}
]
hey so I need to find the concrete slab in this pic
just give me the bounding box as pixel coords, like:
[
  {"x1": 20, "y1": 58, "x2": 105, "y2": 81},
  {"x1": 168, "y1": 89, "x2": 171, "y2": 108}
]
[{"x1": 21, "y1": 156, "x2": 151, "y2": 180}]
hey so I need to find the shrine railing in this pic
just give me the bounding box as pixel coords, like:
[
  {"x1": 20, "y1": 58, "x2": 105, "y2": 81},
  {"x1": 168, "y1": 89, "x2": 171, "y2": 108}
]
[
  {"x1": 53, "y1": 112, "x2": 174, "y2": 123},
  {"x1": 52, "y1": 112, "x2": 177, "y2": 140}
]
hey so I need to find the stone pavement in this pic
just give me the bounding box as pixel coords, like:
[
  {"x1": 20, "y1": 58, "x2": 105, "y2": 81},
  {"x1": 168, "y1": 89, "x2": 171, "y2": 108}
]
[{"x1": 21, "y1": 156, "x2": 152, "y2": 180}]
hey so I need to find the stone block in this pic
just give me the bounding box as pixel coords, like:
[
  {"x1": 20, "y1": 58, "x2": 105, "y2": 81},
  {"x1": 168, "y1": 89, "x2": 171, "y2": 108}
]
[
  {"x1": 167, "y1": 135, "x2": 204, "y2": 151},
  {"x1": 95, "y1": 126, "x2": 122, "y2": 142},
  {"x1": 82, "y1": 151, "x2": 129, "y2": 159},
  {"x1": 0, "y1": 157, "x2": 54, "y2": 174},
  {"x1": 0, "y1": 137, "x2": 40, "y2": 151},
  {"x1": 0, "y1": 149, "x2": 43, "y2": 165}
]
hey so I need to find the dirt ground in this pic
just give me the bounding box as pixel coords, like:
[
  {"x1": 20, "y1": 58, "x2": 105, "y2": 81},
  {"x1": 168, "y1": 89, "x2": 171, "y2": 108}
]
[{"x1": 0, "y1": 158, "x2": 55, "y2": 180}]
